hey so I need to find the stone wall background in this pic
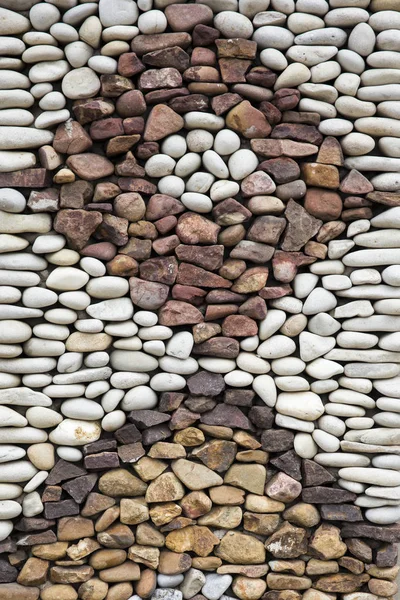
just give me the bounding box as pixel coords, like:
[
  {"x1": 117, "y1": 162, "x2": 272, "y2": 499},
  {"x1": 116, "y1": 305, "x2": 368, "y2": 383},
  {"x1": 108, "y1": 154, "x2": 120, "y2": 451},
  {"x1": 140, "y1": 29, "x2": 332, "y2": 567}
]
[{"x1": 0, "y1": 1, "x2": 400, "y2": 599}]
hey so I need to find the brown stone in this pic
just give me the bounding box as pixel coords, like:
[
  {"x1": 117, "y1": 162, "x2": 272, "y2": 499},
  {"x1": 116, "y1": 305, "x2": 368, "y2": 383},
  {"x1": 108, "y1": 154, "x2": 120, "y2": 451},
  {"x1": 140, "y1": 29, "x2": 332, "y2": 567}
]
[
  {"x1": 0, "y1": 169, "x2": 52, "y2": 188},
  {"x1": 72, "y1": 97, "x2": 114, "y2": 124},
  {"x1": 302, "y1": 163, "x2": 340, "y2": 189},
  {"x1": 309, "y1": 524, "x2": 347, "y2": 560},
  {"x1": 0, "y1": 584, "x2": 40, "y2": 600},
  {"x1": 316, "y1": 136, "x2": 344, "y2": 166},
  {"x1": 265, "y1": 523, "x2": 308, "y2": 559},
  {"x1": 57, "y1": 517, "x2": 94, "y2": 542},
  {"x1": 215, "y1": 531, "x2": 265, "y2": 564},
  {"x1": 226, "y1": 101, "x2": 271, "y2": 138},
  {"x1": 158, "y1": 550, "x2": 192, "y2": 575},
  {"x1": 144, "y1": 104, "x2": 184, "y2": 141},
  {"x1": 66, "y1": 154, "x2": 114, "y2": 181},
  {"x1": 282, "y1": 200, "x2": 322, "y2": 252},
  {"x1": 271, "y1": 123, "x2": 322, "y2": 145},
  {"x1": 129, "y1": 277, "x2": 169, "y2": 310},
  {"x1": 251, "y1": 139, "x2": 318, "y2": 158},
  {"x1": 315, "y1": 574, "x2": 370, "y2": 593},
  {"x1": 118, "y1": 52, "x2": 145, "y2": 77},
  {"x1": 304, "y1": 188, "x2": 342, "y2": 221},
  {"x1": 17, "y1": 558, "x2": 48, "y2": 586},
  {"x1": 177, "y1": 212, "x2": 220, "y2": 244},
  {"x1": 53, "y1": 121, "x2": 92, "y2": 154},
  {"x1": 54, "y1": 208, "x2": 102, "y2": 250},
  {"x1": 340, "y1": 169, "x2": 374, "y2": 194},
  {"x1": 159, "y1": 300, "x2": 203, "y2": 326}
]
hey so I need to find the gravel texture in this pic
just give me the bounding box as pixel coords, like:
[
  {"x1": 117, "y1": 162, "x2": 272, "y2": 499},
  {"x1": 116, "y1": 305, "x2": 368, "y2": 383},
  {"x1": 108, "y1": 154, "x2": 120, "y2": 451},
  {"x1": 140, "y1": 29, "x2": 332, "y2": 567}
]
[{"x1": 0, "y1": 1, "x2": 399, "y2": 599}]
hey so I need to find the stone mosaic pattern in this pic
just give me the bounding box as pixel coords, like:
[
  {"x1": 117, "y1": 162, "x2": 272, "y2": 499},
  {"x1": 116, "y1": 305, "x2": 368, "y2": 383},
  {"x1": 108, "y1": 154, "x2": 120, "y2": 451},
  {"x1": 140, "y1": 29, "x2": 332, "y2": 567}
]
[{"x1": 0, "y1": 0, "x2": 400, "y2": 599}]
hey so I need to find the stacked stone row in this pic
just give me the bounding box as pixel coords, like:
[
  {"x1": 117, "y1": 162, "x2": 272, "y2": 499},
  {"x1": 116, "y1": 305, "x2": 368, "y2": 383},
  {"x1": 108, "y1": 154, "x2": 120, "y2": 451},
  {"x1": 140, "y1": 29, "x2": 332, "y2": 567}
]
[{"x1": 0, "y1": 0, "x2": 399, "y2": 599}]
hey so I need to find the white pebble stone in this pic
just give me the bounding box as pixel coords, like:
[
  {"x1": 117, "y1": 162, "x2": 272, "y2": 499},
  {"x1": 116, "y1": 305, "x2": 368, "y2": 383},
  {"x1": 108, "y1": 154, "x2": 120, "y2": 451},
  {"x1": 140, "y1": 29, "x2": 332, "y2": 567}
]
[
  {"x1": 30, "y1": 4, "x2": 60, "y2": 30},
  {"x1": 102, "y1": 410, "x2": 126, "y2": 432},
  {"x1": 260, "y1": 48, "x2": 288, "y2": 70},
  {"x1": 186, "y1": 130, "x2": 214, "y2": 152},
  {"x1": 49, "y1": 419, "x2": 101, "y2": 446},
  {"x1": 138, "y1": 10, "x2": 167, "y2": 33},
  {"x1": 213, "y1": 130, "x2": 241, "y2": 155},
  {"x1": 158, "y1": 175, "x2": 185, "y2": 198},
  {"x1": 294, "y1": 432, "x2": 318, "y2": 458},
  {"x1": 161, "y1": 135, "x2": 187, "y2": 158},
  {"x1": 57, "y1": 447, "x2": 82, "y2": 462},
  {"x1": 121, "y1": 386, "x2": 157, "y2": 411}
]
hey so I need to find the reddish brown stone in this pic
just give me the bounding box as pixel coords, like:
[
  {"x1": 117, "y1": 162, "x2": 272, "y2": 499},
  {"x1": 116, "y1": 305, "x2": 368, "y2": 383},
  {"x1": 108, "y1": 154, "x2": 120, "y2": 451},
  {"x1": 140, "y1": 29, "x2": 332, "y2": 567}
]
[
  {"x1": 282, "y1": 200, "x2": 322, "y2": 252},
  {"x1": 304, "y1": 188, "x2": 343, "y2": 221},
  {"x1": 271, "y1": 123, "x2": 323, "y2": 145},
  {"x1": 239, "y1": 296, "x2": 267, "y2": 320},
  {"x1": 246, "y1": 66, "x2": 276, "y2": 88},
  {"x1": 172, "y1": 284, "x2": 206, "y2": 305},
  {"x1": 231, "y1": 266, "x2": 269, "y2": 293},
  {"x1": 129, "y1": 277, "x2": 169, "y2": 310},
  {"x1": 272, "y1": 251, "x2": 315, "y2": 283},
  {"x1": 169, "y1": 94, "x2": 209, "y2": 114},
  {"x1": 219, "y1": 58, "x2": 251, "y2": 84},
  {"x1": 27, "y1": 189, "x2": 59, "y2": 213},
  {"x1": 215, "y1": 38, "x2": 257, "y2": 59},
  {"x1": 211, "y1": 92, "x2": 242, "y2": 115},
  {"x1": 120, "y1": 237, "x2": 152, "y2": 260},
  {"x1": 96, "y1": 214, "x2": 128, "y2": 246},
  {"x1": 165, "y1": 4, "x2": 213, "y2": 31},
  {"x1": 118, "y1": 178, "x2": 157, "y2": 195},
  {"x1": 72, "y1": 97, "x2": 115, "y2": 124},
  {"x1": 193, "y1": 337, "x2": 239, "y2": 359},
  {"x1": 90, "y1": 118, "x2": 124, "y2": 141},
  {"x1": 144, "y1": 104, "x2": 184, "y2": 141},
  {"x1": 184, "y1": 66, "x2": 220, "y2": 83},
  {"x1": 259, "y1": 284, "x2": 292, "y2": 299},
  {"x1": 139, "y1": 257, "x2": 178, "y2": 285},
  {"x1": 251, "y1": 138, "x2": 318, "y2": 158},
  {"x1": 147, "y1": 87, "x2": 190, "y2": 105},
  {"x1": 317, "y1": 136, "x2": 344, "y2": 166},
  {"x1": 153, "y1": 235, "x2": 180, "y2": 255},
  {"x1": 247, "y1": 216, "x2": 286, "y2": 245},
  {"x1": 175, "y1": 245, "x2": 224, "y2": 271},
  {"x1": 273, "y1": 88, "x2": 300, "y2": 111},
  {"x1": 340, "y1": 169, "x2": 374, "y2": 194},
  {"x1": 177, "y1": 213, "x2": 220, "y2": 245},
  {"x1": 118, "y1": 52, "x2": 145, "y2": 77},
  {"x1": 192, "y1": 24, "x2": 219, "y2": 46},
  {"x1": 142, "y1": 47, "x2": 190, "y2": 72},
  {"x1": 140, "y1": 67, "x2": 182, "y2": 90},
  {"x1": 177, "y1": 263, "x2": 231, "y2": 288},
  {"x1": 60, "y1": 180, "x2": 93, "y2": 209},
  {"x1": 54, "y1": 209, "x2": 102, "y2": 251},
  {"x1": 155, "y1": 217, "x2": 178, "y2": 235},
  {"x1": 136, "y1": 141, "x2": 159, "y2": 160},
  {"x1": 259, "y1": 101, "x2": 282, "y2": 126},
  {"x1": 191, "y1": 47, "x2": 216, "y2": 67},
  {"x1": 116, "y1": 90, "x2": 147, "y2": 118},
  {"x1": 226, "y1": 100, "x2": 271, "y2": 138},
  {"x1": 107, "y1": 254, "x2": 139, "y2": 277},
  {"x1": 115, "y1": 151, "x2": 145, "y2": 178},
  {"x1": 53, "y1": 121, "x2": 92, "y2": 154},
  {"x1": 123, "y1": 117, "x2": 145, "y2": 135},
  {"x1": 81, "y1": 242, "x2": 116, "y2": 261},
  {"x1": 258, "y1": 157, "x2": 300, "y2": 184},
  {"x1": 222, "y1": 315, "x2": 258, "y2": 337},
  {"x1": 100, "y1": 74, "x2": 134, "y2": 97},
  {"x1": 66, "y1": 154, "x2": 114, "y2": 181},
  {"x1": 213, "y1": 198, "x2": 252, "y2": 226},
  {"x1": 132, "y1": 32, "x2": 191, "y2": 56},
  {"x1": 0, "y1": 169, "x2": 52, "y2": 188},
  {"x1": 159, "y1": 301, "x2": 203, "y2": 326}
]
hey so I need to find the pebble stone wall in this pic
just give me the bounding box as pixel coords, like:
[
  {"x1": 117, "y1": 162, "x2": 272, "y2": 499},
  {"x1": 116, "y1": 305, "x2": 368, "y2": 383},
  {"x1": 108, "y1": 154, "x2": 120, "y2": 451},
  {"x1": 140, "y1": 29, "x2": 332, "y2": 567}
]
[{"x1": 1, "y1": 0, "x2": 400, "y2": 599}]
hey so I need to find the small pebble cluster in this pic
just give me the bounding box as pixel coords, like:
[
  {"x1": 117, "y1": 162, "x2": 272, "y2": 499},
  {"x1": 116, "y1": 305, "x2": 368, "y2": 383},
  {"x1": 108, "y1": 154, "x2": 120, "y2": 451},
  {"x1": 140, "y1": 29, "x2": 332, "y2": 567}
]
[{"x1": 1, "y1": 0, "x2": 400, "y2": 600}]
